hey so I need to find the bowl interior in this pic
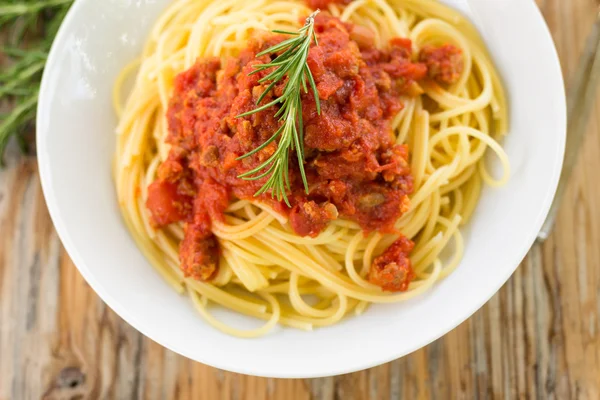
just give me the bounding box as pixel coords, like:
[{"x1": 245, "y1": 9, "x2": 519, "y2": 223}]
[{"x1": 37, "y1": 0, "x2": 565, "y2": 378}]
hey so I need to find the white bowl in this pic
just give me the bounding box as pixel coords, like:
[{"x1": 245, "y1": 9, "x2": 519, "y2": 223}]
[{"x1": 38, "y1": 0, "x2": 565, "y2": 378}]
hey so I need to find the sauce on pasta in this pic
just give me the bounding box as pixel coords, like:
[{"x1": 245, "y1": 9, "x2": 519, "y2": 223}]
[
  {"x1": 147, "y1": 14, "x2": 463, "y2": 290},
  {"x1": 114, "y1": 0, "x2": 510, "y2": 337}
]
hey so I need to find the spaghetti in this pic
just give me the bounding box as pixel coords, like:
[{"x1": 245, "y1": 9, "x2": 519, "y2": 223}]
[{"x1": 114, "y1": 0, "x2": 509, "y2": 337}]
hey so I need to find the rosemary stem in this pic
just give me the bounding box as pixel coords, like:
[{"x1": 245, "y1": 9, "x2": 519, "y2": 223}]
[{"x1": 235, "y1": 10, "x2": 321, "y2": 205}]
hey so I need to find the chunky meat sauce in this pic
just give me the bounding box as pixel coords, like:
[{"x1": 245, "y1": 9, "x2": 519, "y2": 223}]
[
  {"x1": 369, "y1": 236, "x2": 415, "y2": 292},
  {"x1": 420, "y1": 44, "x2": 464, "y2": 85},
  {"x1": 146, "y1": 14, "x2": 463, "y2": 291}
]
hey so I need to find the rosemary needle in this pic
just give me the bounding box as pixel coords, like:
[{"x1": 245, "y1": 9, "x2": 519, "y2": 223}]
[{"x1": 236, "y1": 10, "x2": 321, "y2": 207}]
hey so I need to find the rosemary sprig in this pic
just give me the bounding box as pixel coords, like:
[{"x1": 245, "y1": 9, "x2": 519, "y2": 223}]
[
  {"x1": 0, "y1": 0, "x2": 73, "y2": 165},
  {"x1": 236, "y1": 10, "x2": 321, "y2": 206}
]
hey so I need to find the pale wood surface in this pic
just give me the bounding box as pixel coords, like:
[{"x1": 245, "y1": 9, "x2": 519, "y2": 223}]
[{"x1": 2, "y1": 0, "x2": 600, "y2": 398}]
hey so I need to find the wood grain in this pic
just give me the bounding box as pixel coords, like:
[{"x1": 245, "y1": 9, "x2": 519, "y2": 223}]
[{"x1": 1, "y1": 0, "x2": 600, "y2": 398}]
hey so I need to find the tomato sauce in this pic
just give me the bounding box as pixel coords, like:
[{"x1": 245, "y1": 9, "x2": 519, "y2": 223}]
[
  {"x1": 146, "y1": 14, "x2": 462, "y2": 291},
  {"x1": 369, "y1": 236, "x2": 415, "y2": 291},
  {"x1": 420, "y1": 44, "x2": 464, "y2": 85}
]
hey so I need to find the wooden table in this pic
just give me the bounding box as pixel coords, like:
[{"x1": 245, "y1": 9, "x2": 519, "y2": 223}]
[{"x1": 1, "y1": 0, "x2": 599, "y2": 398}]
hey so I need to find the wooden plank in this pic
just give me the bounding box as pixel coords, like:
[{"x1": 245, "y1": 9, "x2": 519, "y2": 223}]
[{"x1": 1, "y1": 0, "x2": 599, "y2": 398}]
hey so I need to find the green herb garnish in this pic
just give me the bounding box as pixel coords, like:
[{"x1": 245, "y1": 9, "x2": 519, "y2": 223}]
[
  {"x1": 0, "y1": 0, "x2": 73, "y2": 165},
  {"x1": 236, "y1": 10, "x2": 321, "y2": 206}
]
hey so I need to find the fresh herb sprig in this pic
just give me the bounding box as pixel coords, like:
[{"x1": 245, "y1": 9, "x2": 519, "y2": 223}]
[
  {"x1": 236, "y1": 10, "x2": 321, "y2": 206},
  {"x1": 0, "y1": 0, "x2": 73, "y2": 165}
]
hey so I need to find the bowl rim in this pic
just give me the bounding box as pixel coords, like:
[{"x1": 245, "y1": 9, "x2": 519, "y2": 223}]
[{"x1": 37, "y1": 0, "x2": 566, "y2": 378}]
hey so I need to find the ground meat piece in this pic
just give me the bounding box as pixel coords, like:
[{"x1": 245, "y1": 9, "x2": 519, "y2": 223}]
[
  {"x1": 179, "y1": 222, "x2": 219, "y2": 281},
  {"x1": 419, "y1": 44, "x2": 464, "y2": 85},
  {"x1": 289, "y1": 201, "x2": 339, "y2": 237},
  {"x1": 369, "y1": 236, "x2": 415, "y2": 291},
  {"x1": 200, "y1": 145, "x2": 219, "y2": 167}
]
